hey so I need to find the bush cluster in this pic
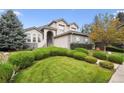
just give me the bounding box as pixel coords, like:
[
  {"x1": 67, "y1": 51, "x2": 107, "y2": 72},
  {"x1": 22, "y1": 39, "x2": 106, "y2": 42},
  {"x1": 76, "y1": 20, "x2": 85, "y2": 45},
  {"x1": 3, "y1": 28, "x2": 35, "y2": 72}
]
[
  {"x1": 93, "y1": 51, "x2": 107, "y2": 60},
  {"x1": 108, "y1": 54, "x2": 123, "y2": 64},
  {"x1": 71, "y1": 51, "x2": 87, "y2": 60},
  {"x1": 106, "y1": 46, "x2": 124, "y2": 53},
  {"x1": 0, "y1": 63, "x2": 13, "y2": 83},
  {"x1": 74, "y1": 48, "x2": 89, "y2": 54},
  {"x1": 70, "y1": 43, "x2": 94, "y2": 50},
  {"x1": 84, "y1": 56, "x2": 97, "y2": 64},
  {"x1": 33, "y1": 48, "x2": 50, "y2": 60},
  {"x1": 33, "y1": 47, "x2": 87, "y2": 61},
  {"x1": 9, "y1": 51, "x2": 35, "y2": 70},
  {"x1": 99, "y1": 61, "x2": 114, "y2": 70},
  {"x1": 9, "y1": 47, "x2": 89, "y2": 70},
  {"x1": 48, "y1": 47, "x2": 68, "y2": 56}
]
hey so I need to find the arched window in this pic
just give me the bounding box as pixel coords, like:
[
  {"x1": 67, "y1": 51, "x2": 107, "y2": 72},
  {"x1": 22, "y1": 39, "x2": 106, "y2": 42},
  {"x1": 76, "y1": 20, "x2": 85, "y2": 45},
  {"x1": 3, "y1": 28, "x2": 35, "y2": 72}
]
[
  {"x1": 38, "y1": 34, "x2": 41, "y2": 42},
  {"x1": 26, "y1": 33, "x2": 31, "y2": 42},
  {"x1": 33, "y1": 34, "x2": 36, "y2": 42}
]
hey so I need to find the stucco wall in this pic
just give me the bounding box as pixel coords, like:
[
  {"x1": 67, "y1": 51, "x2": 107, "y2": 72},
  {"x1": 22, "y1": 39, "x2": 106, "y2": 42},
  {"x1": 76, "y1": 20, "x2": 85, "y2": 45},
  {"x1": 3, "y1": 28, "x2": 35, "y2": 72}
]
[
  {"x1": 49, "y1": 20, "x2": 78, "y2": 35},
  {"x1": 54, "y1": 35, "x2": 70, "y2": 48},
  {"x1": 69, "y1": 24, "x2": 78, "y2": 31},
  {"x1": 49, "y1": 22, "x2": 56, "y2": 28},
  {"x1": 71, "y1": 34, "x2": 91, "y2": 44}
]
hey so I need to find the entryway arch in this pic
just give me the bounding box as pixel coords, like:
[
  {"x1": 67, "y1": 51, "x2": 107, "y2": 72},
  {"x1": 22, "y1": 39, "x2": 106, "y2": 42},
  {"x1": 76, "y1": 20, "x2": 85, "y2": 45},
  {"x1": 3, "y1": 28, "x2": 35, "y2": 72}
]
[{"x1": 47, "y1": 31, "x2": 53, "y2": 47}]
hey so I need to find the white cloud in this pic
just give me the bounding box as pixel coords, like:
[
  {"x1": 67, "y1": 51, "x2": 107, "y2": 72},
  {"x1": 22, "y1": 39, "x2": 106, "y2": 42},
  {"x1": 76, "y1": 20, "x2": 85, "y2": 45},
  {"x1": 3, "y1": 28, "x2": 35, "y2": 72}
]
[
  {"x1": 0, "y1": 10, "x2": 22, "y2": 16},
  {"x1": 0, "y1": 9, "x2": 5, "y2": 13},
  {"x1": 13, "y1": 11, "x2": 22, "y2": 16},
  {"x1": 113, "y1": 10, "x2": 124, "y2": 18},
  {"x1": 117, "y1": 10, "x2": 124, "y2": 13}
]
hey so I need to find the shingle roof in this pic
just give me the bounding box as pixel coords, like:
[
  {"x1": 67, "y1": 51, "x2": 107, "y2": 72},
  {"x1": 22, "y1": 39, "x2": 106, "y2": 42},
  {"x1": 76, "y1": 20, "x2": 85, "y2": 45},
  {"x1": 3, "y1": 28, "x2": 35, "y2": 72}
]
[
  {"x1": 54, "y1": 31, "x2": 88, "y2": 38},
  {"x1": 69, "y1": 22, "x2": 79, "y2": 28},
  {"x1": 48, "y1": 18, "x2": 79, "y2": 28},
  {"x1": 25, "y1": 25, "x2": 57, "y2": 32},
  {"x1": 38, "y1": 25, "x2": 57, "y2": 31},
  {"x1": 48, "y1": 18, "x2": 69, "y2": 26},
  {"x1": 24, "y1": 26, "x2": 40, "y2": 32},
  {"x1": 25, "y1": 18, "x2": 79, "y2": 31}
]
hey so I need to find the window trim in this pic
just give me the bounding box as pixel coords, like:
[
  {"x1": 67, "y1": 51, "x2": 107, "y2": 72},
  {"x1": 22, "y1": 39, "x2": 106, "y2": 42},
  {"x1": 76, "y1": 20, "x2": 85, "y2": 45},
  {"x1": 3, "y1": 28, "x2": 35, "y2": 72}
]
[{"x1": 58, "y1": 24, "x2": 65, "y2": 31}]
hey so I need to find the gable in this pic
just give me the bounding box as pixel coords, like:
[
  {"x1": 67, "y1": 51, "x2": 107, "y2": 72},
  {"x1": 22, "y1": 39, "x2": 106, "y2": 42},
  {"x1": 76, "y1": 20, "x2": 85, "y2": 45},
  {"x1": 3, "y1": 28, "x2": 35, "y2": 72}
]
[
  {"x1": 57, "y1": 20, "x2": 67, "y2": 26},
  {"x1": 70, "y1": 23, "x2": 78, "y2": 28},
  {"x1": 25, "y1": 29, "x2": 42, "y2": 36},
  {"x1": 70, "y1": 24, "x2": 77, "y2": 28}
]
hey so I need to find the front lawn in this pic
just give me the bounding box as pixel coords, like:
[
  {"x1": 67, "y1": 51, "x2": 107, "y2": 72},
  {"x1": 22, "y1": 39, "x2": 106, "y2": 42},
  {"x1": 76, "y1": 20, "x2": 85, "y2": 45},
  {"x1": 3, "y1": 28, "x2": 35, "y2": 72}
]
[
  {"x1": 14, "y1": 56, "x2": 113, "y2": 83},
  {"x1": 1, "y1": 47, "x2": 122, "y2": 83}
]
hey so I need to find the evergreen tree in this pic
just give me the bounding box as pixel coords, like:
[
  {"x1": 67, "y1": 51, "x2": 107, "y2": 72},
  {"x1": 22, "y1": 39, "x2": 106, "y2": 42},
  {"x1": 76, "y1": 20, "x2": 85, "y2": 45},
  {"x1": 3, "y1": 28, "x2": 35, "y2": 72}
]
[
  {"x1": 0, "y1": 10, "x2": 26, "y2": 51},
  {"x1": 117, "y1": 12, "x2": 124, "y2": 24},
  {"x1": 81, "y1": 24, "x2": 92, "y2": 34}
]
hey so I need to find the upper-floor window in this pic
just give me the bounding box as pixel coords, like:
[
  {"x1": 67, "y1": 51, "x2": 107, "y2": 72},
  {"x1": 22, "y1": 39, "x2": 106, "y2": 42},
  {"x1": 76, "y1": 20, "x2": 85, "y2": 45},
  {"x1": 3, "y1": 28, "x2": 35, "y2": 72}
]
[
  {"x1": 26, "y1": 33, "x2": 31, "y2": 43},
  {"x1": 33, "y1": 34, "x2": 36, "y2": 42},
  {"x1": 58, "y1": 24, "x2": 65, "y2": 31},
  {"x1": 84, "y1": 38, "x2": 88, "y2": 43},
  {"x1": 71, "y1": 27, "x2": 76, "y2": 31}
]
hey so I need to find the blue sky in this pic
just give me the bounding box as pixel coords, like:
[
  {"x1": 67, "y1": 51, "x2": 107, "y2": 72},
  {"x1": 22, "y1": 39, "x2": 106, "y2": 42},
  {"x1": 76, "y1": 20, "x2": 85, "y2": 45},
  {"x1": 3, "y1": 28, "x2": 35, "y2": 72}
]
[{"x1": 0, "y1": 9, "x2": 123, "y2": 29}]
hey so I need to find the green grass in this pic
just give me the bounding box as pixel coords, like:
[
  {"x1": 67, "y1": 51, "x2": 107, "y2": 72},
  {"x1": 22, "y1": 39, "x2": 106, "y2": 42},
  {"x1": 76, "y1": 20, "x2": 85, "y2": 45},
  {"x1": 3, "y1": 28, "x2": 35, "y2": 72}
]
[
  {"x1": 90, "y1": 50, "x2": 124, "y2": 63},
  {"x1": 15, "y1": 56, "x2": 113, "y2": 83},
  {"x1": 111, "y1": 52, "x2": 124, "y2": 62}
]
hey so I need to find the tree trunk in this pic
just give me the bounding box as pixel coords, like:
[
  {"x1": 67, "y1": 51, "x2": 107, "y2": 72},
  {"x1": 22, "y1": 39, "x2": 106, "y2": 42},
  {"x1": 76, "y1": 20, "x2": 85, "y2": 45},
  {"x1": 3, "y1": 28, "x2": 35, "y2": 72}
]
[
  {"x1": 103, "y1": 43, "x2": 107, "y2": 52},
  {"x1": 104, "y1": 45, "x2": 106, "y2": 51}
]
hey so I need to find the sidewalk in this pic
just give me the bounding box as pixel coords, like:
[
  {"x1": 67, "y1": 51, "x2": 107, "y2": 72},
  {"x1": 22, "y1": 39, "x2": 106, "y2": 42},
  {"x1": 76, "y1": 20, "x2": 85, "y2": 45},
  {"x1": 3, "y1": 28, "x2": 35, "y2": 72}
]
[{"x1": 109, "y1": 63, "x2": 124, "y2": 83}]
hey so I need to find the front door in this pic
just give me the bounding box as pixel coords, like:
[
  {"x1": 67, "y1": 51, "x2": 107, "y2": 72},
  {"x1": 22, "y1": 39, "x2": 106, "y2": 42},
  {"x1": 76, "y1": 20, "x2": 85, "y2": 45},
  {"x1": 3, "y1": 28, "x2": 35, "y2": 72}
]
[{"x1": 47, "y1": 31, "x2": 53, "y2": 47}]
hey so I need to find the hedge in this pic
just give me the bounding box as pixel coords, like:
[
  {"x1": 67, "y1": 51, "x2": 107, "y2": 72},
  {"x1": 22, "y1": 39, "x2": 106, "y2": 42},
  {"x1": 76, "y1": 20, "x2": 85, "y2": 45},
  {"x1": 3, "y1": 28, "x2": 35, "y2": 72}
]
[
  {"x1": 99, "y1": 61, "x2": 114, "y2": 70},
  {"x1": 84, "y1": 56, "x2": 97, "y2": 64},
  {"x1": 33, "y1": 48, "x2": 50, "y2": 60},
  {"x1": 108, "y1": 54, "x2": 123, "y2": 64},
  {"x1": 33, "y1": 47, "x2": 87, "y2": 61},
  {"x1": 0, "y1": 63, "x2": 13, "y2": 83},
  {"x1": 9, "y1": 51, "x2": 35, "y2": 70},
  {"x1": 70, "y1": 43, "x2": 93, "y2": 50},
  {"x1": 72, "y1": 51, "x2": 87, "y2": 60},
  {"x1": 9, "y1": 47, "x2": 100, "y2": 71},
  {"x1": 74, "y1": 48, "x2": 89, "y2": 54},
  {"x1": 93, "y1": 51, "x2": 107, "y2": 60},
  {"x1": 106, "y1": 46, "x2": 124, "y2": 53},
  {"x1": 48, "y1": 47, "x2": 69, "y2": 56}
]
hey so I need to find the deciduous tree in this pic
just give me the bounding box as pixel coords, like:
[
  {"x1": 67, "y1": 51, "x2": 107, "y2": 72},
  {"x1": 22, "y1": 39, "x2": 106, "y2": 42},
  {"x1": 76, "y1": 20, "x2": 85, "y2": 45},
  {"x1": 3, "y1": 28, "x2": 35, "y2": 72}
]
[{"x1": 89, "y1": 13, "x2": 124, "y2": 50}]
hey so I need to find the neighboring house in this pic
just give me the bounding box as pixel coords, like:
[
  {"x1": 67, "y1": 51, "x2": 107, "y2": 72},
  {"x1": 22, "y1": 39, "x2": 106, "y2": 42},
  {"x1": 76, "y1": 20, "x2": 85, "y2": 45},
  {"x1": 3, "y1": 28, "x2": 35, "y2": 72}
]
[{"x1": 24, "y1": 18, "x2": 91, "y2": 49}]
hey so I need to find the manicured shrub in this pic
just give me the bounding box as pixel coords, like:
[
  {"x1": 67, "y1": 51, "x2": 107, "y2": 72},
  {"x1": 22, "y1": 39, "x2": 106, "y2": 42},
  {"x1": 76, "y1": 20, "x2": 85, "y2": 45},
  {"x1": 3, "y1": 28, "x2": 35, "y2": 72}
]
[
  {"x1": 93, "y1": 51, "x2": 107, "y2": 60},
  {"x1": 33, "y1": 47, "x2": 69, "y2": 60},
  {"x1": 72, "y1": 51, "x2": 87, "y2": 60},
  {"x1": 99, "y1": 61, "x2": 114, "y2": 70},
  {"x1": 0, "y1": 63, "x2": 13, "y2": 83},
  {"x1": 106, "y1": 46, "x2": 124, "y2": 53},
  {"x1": 66, "y1": 50, "x2": 77, "y2": 57},
  {"x1": 9, "y1": 51, "x2": 35, "y2": 70},
  {"x1": 108, "y1": 54, "x2": 123, "y2": 64},
  {"x1": 84, "y1": 56, "x2": 97, "y2": 64},
  {"x1": 75, "y1": 48, "x2": 89, "y2": 54},
  {"x1": 70, "y1": 43, "x2": 94, "y2": 49},
  {"x1": 33, "y1": 48, "x2": 50, "y2": 60},
  {"x1": 33, "y1": 47, "x2": 89, "y2": 62},
  {"x1": 48, "y1": 47, "x2": 68, "y2": 56}
]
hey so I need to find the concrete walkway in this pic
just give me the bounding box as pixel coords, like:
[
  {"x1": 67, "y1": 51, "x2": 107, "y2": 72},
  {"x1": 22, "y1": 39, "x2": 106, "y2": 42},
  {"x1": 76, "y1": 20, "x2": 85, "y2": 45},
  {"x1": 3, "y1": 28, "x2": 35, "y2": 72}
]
[{"x1": 109, "y1": 63, "x2": 124, "y2": 83}]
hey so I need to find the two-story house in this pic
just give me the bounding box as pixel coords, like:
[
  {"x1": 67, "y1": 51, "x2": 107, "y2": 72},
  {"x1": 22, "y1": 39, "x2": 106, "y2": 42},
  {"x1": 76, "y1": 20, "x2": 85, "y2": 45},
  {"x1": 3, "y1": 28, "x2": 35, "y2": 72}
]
[{"x1": 24, "y1": 18, "x2": 91, "y2": 49}]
